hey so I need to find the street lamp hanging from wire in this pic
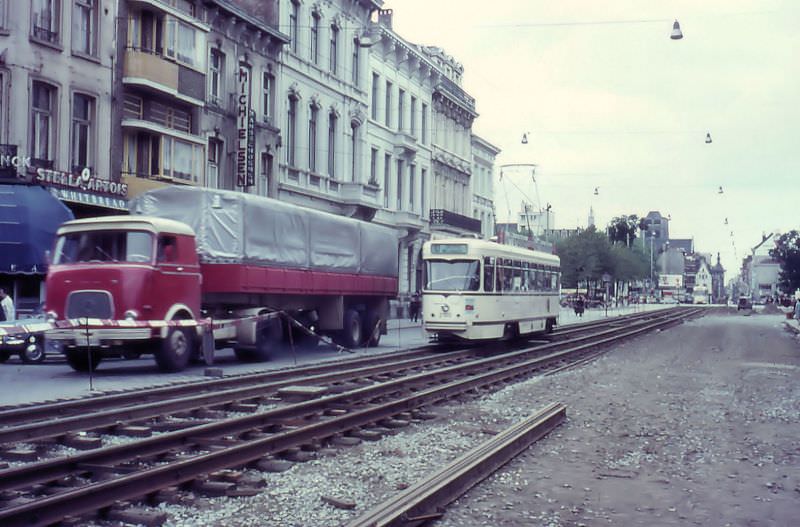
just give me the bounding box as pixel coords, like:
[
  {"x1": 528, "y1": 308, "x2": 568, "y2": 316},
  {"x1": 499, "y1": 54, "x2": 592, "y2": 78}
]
[{"x1": 670, "y1": 20, "x2": 684, "y2": 40}]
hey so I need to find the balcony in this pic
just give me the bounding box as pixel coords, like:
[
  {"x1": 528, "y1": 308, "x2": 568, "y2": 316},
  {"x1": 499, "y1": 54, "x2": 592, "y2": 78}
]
[
  {"x1": 123, "y1": 48, "x2": 205, "y2": 106},
  {"x1": 394, "y1": 210, "x2": 425, "y2": 231},
  {"x1": 393, "y1": 131, "x2": 418, "y2": 158},
  {"x1": 340, "y1": 181, "x2": 381, "y2": 210},
  {"x1": 429, "y1": 208, "x2": 481, "y2": 234}
]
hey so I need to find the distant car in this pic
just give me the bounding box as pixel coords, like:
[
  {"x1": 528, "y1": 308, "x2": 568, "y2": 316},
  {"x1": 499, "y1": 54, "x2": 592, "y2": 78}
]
[
  {"x1": 663, "y1": 297, "x2": 679, "y2": 304},
  {"x1": 737, "y1": 297, "x2": 753, "y2": 311}
]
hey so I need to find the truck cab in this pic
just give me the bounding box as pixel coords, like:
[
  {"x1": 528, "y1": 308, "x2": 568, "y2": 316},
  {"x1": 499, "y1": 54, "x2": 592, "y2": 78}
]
[{"x1": 45, "y1": 216, "x2": 202, "y2": 371}]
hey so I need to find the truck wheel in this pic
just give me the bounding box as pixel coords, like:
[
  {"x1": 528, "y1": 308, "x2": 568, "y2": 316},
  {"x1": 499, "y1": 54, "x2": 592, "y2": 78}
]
[
  {"x1": 21, "y1": 341, "x2": 46, "y2": 364},
  {"x1": 362, "y1": 311, "x2": 382, "y2": 347},
  {"x1": 242, "y1": 316, "x2": 283, "y2": 362},
  {"x1": 340, "y1": 309, "x2": 362, "y2": 349},
  {"x1": 545, "y1": 318, "x2": 556, "y2": 334},
  {"x1": 65, "y1": 348, "x2": 102, "y2": 372},
  {"x1": 155, "y1": 327, "x2": 193, "y2": 372}
]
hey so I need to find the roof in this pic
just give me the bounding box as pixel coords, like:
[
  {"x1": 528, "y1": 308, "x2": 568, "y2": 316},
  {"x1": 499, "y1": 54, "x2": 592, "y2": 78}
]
[
  {"x1": 57, "y1": 216, "x2": 196, "y2": 236},
  {"x1": 425, "y1": 237, "x2": 560, "y2": 266}
]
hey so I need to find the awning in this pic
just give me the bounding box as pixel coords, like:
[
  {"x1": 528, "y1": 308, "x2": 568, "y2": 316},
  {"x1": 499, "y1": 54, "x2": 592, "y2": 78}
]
[{"x1": 0, "y1": 184, "x2": 74, "y2": 274}]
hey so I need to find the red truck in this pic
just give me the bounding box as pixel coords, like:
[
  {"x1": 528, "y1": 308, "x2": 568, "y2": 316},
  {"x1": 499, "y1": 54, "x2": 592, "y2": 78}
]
[{"x1": 45, "y1": 187, "x2": 399, "y2": 372}]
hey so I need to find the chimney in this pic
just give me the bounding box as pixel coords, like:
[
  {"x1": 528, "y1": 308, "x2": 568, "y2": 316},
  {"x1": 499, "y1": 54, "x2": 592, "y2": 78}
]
[{"x1": 378, "y1": 8, "x2": 393, "y2": 29}]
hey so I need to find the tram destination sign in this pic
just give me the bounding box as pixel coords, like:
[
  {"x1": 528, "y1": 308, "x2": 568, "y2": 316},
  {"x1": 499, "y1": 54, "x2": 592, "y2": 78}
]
[{"x1": 431, "y1": 243, "x2": 468, "y2": 255}]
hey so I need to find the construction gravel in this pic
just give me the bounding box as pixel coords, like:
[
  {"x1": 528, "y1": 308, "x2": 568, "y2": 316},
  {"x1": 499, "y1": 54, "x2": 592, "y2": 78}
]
[{"x1": 95, "y1": 310, "x2": 799, "y2": 526}]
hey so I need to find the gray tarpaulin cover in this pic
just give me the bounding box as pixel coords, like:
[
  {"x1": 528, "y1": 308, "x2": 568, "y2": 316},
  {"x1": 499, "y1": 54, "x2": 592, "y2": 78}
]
[{"x1": 129, "y1": 186, "x2": 398, "y2": 277}]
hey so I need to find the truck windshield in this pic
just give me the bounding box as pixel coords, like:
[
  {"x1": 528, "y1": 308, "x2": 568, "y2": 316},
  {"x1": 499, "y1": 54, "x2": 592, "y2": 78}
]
[
  {"x1": 53, "y1": 231, "x2": 154, "y2": 264},
  {"x1": 424, "y1": 259, "x2": 480, "y2": 291}
]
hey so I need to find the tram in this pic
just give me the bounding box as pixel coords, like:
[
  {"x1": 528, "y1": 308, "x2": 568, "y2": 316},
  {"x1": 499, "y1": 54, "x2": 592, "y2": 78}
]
[{"x1": 421, "y1": 238, "x2": 561, "y2": 341}]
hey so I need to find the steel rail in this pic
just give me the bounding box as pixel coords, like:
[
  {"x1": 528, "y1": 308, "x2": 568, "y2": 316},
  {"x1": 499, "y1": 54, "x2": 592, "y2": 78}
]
[
  {"x1": 0, "y1": 309, "x2": 698, "y2": 526},
  {"x1": 0, "y1": 308, "x2": 696, "y2": 493},
  {"x1": 348, "y1": 402, "x2": 566, "y2": 527},
  {"x1": 0, "y1": 309, "x2": 680, "y2": 445},
  {"x1": 0, "y1": 307, "x2": 674, "y2": 427}
]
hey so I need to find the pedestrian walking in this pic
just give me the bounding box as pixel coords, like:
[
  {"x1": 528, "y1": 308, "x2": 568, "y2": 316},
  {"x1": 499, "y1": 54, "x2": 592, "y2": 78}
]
[
  {"x1": 574, "y1": 295, "x2": 585, "y2": 318},
  {"x1": 410, "y1": 292, "x2": 422, "y2": 323},
  {"x1": 793, "y1": 296, "x2": 800, "y2": 321},
  {"x1": 0, "y1": 287, "x2": 15, "y2": 322}
]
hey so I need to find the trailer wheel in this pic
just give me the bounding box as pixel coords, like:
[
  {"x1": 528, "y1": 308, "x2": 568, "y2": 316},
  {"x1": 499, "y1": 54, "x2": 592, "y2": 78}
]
[
  {"x1": 340, "y1": 309, "x2": 362, "y2": 349},
  {"x1": 65, "y1": 348, "x2": 102, "y2": 372},
  {"x1": 362, "y1": 311, "x2": 382, "y2": 347},
  {"x1": 21, "y1": 341, "x2": 46, "y2": 364},
  {"x1": 155, "y1": 327, "x2": 193, "y2": 372},
  {"x1": 239, "y1": 316, "x2": 283, "y2": 362}
]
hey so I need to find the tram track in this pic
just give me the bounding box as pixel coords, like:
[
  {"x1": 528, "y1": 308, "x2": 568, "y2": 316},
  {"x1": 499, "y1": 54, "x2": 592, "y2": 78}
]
[
  {"x1": 0, "y1": 307, "x2": 701, "y2": 526},
  {"x1": 0, "y1": 308, "x2": 677, "y2": 447}
]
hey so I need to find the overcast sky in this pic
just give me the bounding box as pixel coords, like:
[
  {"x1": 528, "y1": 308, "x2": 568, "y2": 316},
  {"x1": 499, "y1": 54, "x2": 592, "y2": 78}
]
[{"x1": 390, "y1": 0, "x2": 798, "y2": 274}]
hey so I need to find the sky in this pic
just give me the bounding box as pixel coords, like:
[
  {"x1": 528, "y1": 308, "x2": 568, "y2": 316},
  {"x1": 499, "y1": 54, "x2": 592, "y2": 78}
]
[{"x1": 389, "y1": 0, "x2": 799, "y2": 274}]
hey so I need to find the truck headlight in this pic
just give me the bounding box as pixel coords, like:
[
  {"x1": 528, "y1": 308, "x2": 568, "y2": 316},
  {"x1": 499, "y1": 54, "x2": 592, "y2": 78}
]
[
  {"x1": 46, "y1": 311, "x2": 58, "y2": 323},
  {"x1": 124, "y1": 310, "x2": 139, "y2": 321}
]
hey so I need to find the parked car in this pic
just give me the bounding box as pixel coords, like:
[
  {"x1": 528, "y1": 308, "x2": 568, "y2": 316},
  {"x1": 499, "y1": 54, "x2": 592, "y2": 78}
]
[
  {"x1": 737, "y1": 297, "x2": 753, "y2": 311},
  {"x1": 0, "y1": 305, "x2": 54, "y2": 364},
  {"x1": 663, "y1": 296, "x2": 679, "y2": 304}
]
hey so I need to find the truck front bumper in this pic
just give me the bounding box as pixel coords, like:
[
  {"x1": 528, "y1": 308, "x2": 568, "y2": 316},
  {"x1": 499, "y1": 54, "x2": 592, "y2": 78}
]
[{"x1": 47, "y1": 327, "x2": 155, "y2": 348}]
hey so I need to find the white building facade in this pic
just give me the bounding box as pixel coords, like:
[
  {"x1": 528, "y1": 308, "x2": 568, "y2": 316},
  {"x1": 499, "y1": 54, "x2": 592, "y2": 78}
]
[
  {"x1": 273, "y1": 0, "x2": 381, "y2": 220},
  {"x1": 471, "y1": 135, "x2": 498, "y2": 240}
]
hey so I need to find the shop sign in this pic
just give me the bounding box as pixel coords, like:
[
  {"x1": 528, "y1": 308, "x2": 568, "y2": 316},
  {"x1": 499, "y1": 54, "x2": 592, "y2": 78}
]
[
  {"x1": 658, "y1": 274, "x2": 684, "y2": 288},
  {"x1": 35, "y1": 167, "x2": 128, "y2": 197},
  {"x1": 236, "y1": 66, "x2": 255, "y2": 187},
  {"x1": 0, "y1": 144, "x2": 26, "y2": 181},
  {"x1": 48, "y1": 187, "x2": 128, "y2": 210}
]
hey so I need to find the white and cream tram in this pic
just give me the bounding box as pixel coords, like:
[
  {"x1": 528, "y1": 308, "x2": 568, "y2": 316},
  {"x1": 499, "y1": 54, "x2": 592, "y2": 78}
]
[{"x1": 422, "y1": 238, "x2": 561, "y2": 341}]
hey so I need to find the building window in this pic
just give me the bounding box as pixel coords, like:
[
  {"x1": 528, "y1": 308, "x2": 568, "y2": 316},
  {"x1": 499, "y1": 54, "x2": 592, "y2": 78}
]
[
  {"x1": 351, "y1": 37, "x2": 359, "y2": 85},
  {"x1": 30, "y1": 81, "x2": 56, "y2": 167},
  {"x1": 289, "y1": 1, "x2": 299, "y2": 53},
  {"x1": 209, "y1": 49, "x2": 224, "y2": 106},
  {"x1": 370, "y1": 73, "x2": 379, "y2": 120},
  {"x1": 421, "y1": 168, "x2": 427, "y2": 217},
  {"x1": 260, "y1": 151, "x2": 274, "y2": 197},
  {"x1": 308, "y1": 104, "x2": 318, "y2": 172},
  {"x1": 384, "y1": 81, "x2": 392, "y2": 127},
  {"x1": 396, "y1": 159, "x2": 403, "y2": 209},
  {"x1": 410, "y1": 96, "x2": 417, "y2": 137},
  {"x1": 31, "y1": 0, "x2": 60, "y2": 44},
  {"x1": 71, "y1": 93, "x2": 94, "y2": 172},
  {"x1": 409, "y1": 164, "x2": 415, "y2": 210},
  {"x1": 327, "y1": 111, "x2": 337, "y2": 178},
  {"x1": 398, "y1": 89, "x2": 405, "y2": 132},
  {"x1": 369, "y1": 147, "x2": 377, "y2": 185},
  {"x1": 172, "y1": 19, "x2": 205, "y2": 69},
  {"x1": 383, "y1": 153, "x2": 391, "y2": 208},
  {"x1": 421, "y1": 103, "x2": 428, "y2": 144},
  {"x1": 287, "y1": 96, "x2": 297, "y2": 167},
  {"x1": 165, "y1": 0, "x2": 195, "y2": 17},
  {"x1": 162, "y1": 136, "x2": 202, "y2": 182},
  {"x1": 72, "y1": 0, "x2": 97, "y2": 55},
  {"x1": 329, "y1": 24, "x2": 339, "y2": 74},
  {"x1": 350, "y1": 122, "x2": 360, "y2": 182},
  {"x1": 262, "y1": 71, "x2": 274, "y2": 121},
  {"x1": 310, "y1": 12, "x2": 319, "y2": 64},
  {"x1": 207, "y1": 138, "x2": 222, "y2": 189},
  {"x1": 0, "y1": 0, "x2": 7, "y2": 30},
  {"x1": 0, "y1": 71, "x2": 6, "y2": 142}
]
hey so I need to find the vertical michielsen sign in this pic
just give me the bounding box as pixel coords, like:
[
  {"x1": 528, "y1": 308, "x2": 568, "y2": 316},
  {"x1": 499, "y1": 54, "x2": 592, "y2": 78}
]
[{"x1": 237, "y1": 66, "x2": 255, "y2": 187}]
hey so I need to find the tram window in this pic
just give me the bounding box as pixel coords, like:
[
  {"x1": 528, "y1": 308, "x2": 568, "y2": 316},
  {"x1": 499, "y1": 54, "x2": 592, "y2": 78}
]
[
  {"x1": 424, "y1": 259, "x2": 480, "y2": 291},
  {"x1": 483, "y1": 257, "x2": 494, "y2": 292},
  {"x1": 551, "y1": 272, "x2": 559, "y2": 290},
  {"x1": 535, "y1": 270, "x2": 544, "y2": 290},
  {"x1": 513, "y1": 266, "x2": 522, "y2": 291}
]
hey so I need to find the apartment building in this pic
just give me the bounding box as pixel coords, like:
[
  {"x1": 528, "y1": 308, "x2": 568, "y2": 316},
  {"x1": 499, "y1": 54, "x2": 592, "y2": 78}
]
[{"x1": 471, "y1": 134, "x2": 499, "y2": 240}]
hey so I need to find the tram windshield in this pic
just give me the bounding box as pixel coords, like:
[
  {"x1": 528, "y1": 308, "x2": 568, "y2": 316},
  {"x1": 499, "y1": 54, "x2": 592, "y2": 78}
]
[{"x1": 424, "y1": 259, "x2": 481, "y2": 291}]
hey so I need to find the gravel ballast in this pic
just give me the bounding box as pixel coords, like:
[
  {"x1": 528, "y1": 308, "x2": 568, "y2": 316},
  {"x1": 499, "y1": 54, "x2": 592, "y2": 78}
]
[{"x1": 89, "y1": 310, "x2": 799, "y2": 526}]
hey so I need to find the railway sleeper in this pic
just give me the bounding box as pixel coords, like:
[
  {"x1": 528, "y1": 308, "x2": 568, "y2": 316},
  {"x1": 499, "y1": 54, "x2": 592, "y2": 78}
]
[{"x1": 105, "y1": 506, "x2": 167, "y2": 527}]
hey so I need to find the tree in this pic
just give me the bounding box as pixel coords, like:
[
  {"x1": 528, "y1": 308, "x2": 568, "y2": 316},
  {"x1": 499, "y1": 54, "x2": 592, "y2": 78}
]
[
  {"x1": 607, "y1": 215, "x2": 641, "y2": 247},
  {"x1": 769, "y1": 230, "x2": 800, "y2": 294}
]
